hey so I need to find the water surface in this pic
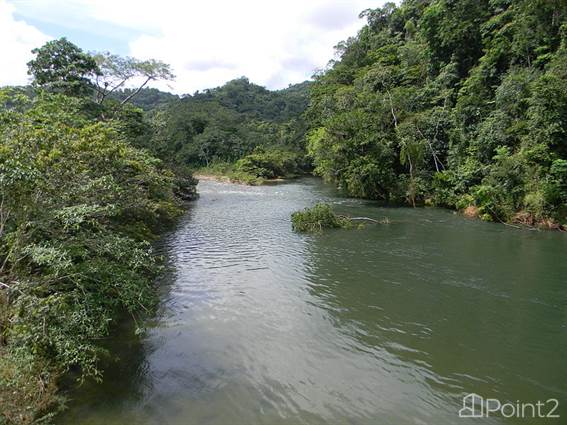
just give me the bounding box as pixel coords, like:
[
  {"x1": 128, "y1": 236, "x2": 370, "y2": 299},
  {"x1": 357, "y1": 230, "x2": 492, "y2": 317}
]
[{"x1": 58, "y1": 178, "x2": 567, "y2": 424}]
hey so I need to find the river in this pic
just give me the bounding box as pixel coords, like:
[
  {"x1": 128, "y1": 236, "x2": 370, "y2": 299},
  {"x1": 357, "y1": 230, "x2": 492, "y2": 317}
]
[{"x1": 58, "y1": 178, "x2": 567, "y2": 424}]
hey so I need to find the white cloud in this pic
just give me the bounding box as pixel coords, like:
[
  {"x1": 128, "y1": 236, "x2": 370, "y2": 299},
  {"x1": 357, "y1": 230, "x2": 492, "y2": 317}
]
[
  {"x1": 124, "y1": 0, "x2": 378, "y2": 93},
  {"x1": 3, "y1": 0, "x2": 385, "y2": 93},
  {"x1": 0, "y1": 0, "x2": 50, "y2": 87}
]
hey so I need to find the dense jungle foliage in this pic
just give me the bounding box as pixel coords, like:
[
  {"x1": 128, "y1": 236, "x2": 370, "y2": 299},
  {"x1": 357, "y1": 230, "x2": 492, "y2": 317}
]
[
  {"x1": 0, "y1": 39, "x2": 191, "y2": 424},
  {"x1": 307, "y1": 0, "x2": 567, "y2": 226},
  {"x1": 3, "y1": 0, "x2": 567, "y2": 421},
  {"x1": 147, "y1": 78, "x2": 311, "y2": 181}
]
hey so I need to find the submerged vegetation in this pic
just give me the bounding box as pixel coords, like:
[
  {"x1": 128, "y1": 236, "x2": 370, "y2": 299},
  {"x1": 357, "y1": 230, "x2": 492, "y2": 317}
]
[{"x1": 306, "y1": 0, "x2": 567, "y2": 227}]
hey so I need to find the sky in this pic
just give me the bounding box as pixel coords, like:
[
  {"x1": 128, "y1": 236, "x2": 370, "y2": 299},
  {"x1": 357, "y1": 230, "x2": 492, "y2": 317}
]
[{"x1": 1, "y1": 0, "x2": 385, "y2": 94}]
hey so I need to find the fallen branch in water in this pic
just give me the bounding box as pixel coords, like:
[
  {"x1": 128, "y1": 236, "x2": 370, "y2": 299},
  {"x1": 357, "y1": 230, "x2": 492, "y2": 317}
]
[
  {"x1": 340, "y1": 216, "x2": 380, "y2": 223},
  {"x1": 485, "y1": 206, "x2": 533, "y2": 230}
]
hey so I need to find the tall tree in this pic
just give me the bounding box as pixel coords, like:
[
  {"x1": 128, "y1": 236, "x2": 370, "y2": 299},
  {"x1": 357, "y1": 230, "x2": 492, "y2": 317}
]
[
  {"x1": 92, "y1": 52, "x2": 175, "y2": 106},
  {"x1": 27, "y1": 37, "x2": 99, "y2": 96}
]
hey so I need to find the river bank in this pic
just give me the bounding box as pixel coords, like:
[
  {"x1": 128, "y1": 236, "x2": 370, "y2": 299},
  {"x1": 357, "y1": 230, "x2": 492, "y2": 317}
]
[
  {"x1": 197, "y1": 172, "x2": 566, "y2": 232},
  {"x1": 194, "y1": 172, "x2": 288, "y2": 185}
]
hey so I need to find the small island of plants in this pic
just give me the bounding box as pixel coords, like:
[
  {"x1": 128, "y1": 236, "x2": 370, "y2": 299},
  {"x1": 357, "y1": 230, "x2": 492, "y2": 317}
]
[
  {"x1": 291, "y1": 203, "x2": 354, "y2": 233},
  {"x1": 292, "y1": 204, "x2": 389, "y2": 233}
]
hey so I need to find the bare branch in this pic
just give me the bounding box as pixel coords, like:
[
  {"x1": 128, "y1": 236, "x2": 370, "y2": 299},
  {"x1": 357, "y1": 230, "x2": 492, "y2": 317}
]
[{"x1": 120, "y1": 76, "x2": 152, "y2": 105}]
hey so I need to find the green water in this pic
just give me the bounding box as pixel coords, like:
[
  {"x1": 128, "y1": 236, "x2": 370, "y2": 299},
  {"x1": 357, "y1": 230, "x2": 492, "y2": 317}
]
[{"x1": 58, "y1": 178, "x2": 567, "y2": 424}]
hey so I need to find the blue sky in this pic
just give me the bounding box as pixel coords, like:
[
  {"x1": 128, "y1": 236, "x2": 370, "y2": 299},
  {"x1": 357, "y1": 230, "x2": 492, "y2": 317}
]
[
  {"x1": 12, "y1": 13, "x2": 135, "y2": 55},
  {"x1": 2, "y1": 0, "x2": 384, "y2": 93}
]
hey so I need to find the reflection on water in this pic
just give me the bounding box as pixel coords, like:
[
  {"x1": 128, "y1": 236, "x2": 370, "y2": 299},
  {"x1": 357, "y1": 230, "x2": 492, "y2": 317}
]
[{"x1": 58, "y1": 178, "x2": 567, "y2": 425}]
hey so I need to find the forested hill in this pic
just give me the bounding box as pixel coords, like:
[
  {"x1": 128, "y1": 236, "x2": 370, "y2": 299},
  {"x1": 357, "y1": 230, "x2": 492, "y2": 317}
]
[
  {"x1": 139, "y1": 78, "x2": 311, "y2": 182},
  {"x1": 111, "y1": 78, "x2": 309, "y2": 119},
  {"x1": 307, "y1": 0, "x2": 567, "y2": 227},
  {"x1": 187, "y1": 78, "x2": 310, "y2": 122},
  {"x1": 110, "y1": 87, "x2": 179, "y2": 111}
]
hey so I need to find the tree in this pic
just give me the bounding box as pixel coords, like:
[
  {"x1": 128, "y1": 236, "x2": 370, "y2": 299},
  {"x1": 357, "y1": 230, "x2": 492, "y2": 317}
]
[
  {"x1": 27, "y1": 39, "x2": 175, "y2": 109},
  {"x1": 92, "y1": 52, "x2": 175, "y2": 106},
  {"x1": 27, "y1": 37, "x2": 99, "y2": 96}
]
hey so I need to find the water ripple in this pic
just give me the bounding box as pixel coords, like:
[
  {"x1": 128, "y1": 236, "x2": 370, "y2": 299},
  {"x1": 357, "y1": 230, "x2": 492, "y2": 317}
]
[{"x1": 58, "y1": 178, "x2": 567, "y2": 425}]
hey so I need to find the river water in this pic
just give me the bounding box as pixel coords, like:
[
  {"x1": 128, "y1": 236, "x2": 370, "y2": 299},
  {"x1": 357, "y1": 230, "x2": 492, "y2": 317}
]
[{"x1": 58, "y1": 178, "x2": 567, "y2": 425}]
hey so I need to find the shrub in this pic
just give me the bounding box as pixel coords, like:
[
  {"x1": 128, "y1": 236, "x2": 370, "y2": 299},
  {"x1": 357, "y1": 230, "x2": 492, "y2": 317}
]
[
  {"x1": 291, "y1": 203, "x2": 353, "y2": 233},
  {"x1": 0, "y1": 92, "x2": 182, "y2": 423},
  {"x1": 234, "y1": 148, "x2": 301, "y2": 180}
]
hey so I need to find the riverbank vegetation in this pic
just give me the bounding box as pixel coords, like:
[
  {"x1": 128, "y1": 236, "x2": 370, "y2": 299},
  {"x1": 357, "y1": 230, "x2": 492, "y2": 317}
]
[
  {"x1": 198, "y1": 148, "x2": 304, "y2": 185},
  {"x1": 306, "y1": 0, "x2": 567, "y2": 228},
  {"x1": 0, "y1": 39, "x2": 194, "y2": 424}
]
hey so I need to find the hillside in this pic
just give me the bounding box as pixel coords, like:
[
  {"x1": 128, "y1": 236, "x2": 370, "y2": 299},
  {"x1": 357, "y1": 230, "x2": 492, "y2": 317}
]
[
  {"x1": 147, "y1": 78, "x2": 310, "y2": 165},
  {"x1": 306, "y1": 0, "x2": 567, "y2": 226}
]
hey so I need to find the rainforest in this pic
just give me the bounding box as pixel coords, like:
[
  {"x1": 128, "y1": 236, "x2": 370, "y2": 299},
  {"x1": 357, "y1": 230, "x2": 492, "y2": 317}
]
[{"x1": 1, "y1": 1, "x2": 567, "y2": 424}]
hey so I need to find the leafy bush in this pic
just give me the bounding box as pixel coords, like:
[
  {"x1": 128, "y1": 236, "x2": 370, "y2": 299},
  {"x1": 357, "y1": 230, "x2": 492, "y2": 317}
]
[
  {"x1": 291, "y1": 203, "x2": 353, "y2": 233},
  {"x1": 195, "y1": 161, "x2": 263, "y2": 185},
  {"x1": 0, "y1": 92, "x2": 182, "y2": 423},
  {"x1": 197, "y1": 149, "x2": 303, "y2": 185},
  {"x1": 235, "y1": 148, "x2": 301, "y2": 180},
  {"x1": 0, "y1": 349, "x2": 62, "y2": 425}
]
